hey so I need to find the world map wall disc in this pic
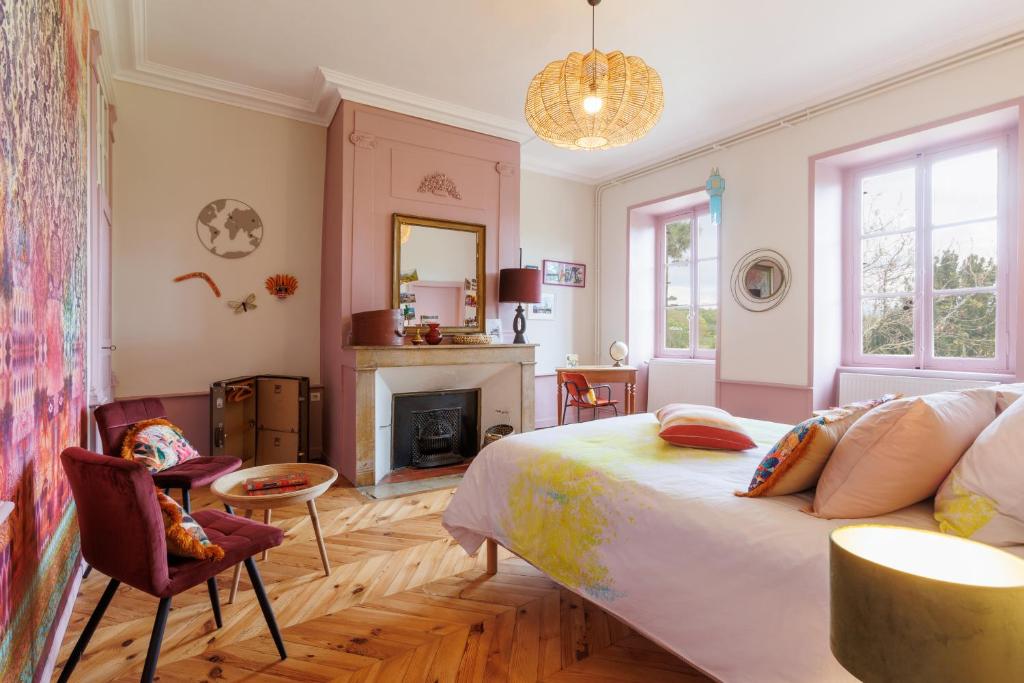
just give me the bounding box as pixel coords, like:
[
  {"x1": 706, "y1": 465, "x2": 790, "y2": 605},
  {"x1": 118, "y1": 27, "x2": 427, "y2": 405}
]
[{"x1": 196, "y1": 198, "x2": 264, "y2": 258}]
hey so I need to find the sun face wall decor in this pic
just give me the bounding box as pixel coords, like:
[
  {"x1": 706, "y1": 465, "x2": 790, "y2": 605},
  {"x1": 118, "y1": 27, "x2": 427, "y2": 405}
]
[
  {"x1": 525, "y1": 0, "x2": 664, "y2": 151},
  {"x1": 265, "y1": 273, "x2": 299, "y2": 299}
]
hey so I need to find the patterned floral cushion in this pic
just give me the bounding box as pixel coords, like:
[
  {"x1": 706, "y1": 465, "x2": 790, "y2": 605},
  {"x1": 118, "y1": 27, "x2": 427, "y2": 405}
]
[
  {"x1": 156, "y1": 490, "x2": 224, "y2": 560},
  {"x1": 738, "y1": 394, "x2": 900, "y2": 498},
  {"x1": 121, "y1": 418, "x2": 200, "y2": 473}
]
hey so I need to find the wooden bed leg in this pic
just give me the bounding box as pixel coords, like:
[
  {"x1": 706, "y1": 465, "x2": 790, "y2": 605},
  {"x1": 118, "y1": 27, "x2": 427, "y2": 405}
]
[{"x1": 485, "y1": 538, "x2": 498, "y2": 575}]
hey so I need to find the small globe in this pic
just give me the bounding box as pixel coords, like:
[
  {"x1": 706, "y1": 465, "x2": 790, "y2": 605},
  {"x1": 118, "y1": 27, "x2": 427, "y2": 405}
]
[
  {"x1": 196, "y1": 199, "x2": 263, "y2": 258},
  {"x1": 609, "y1": 341, "x2": 629, "y2": 366}
]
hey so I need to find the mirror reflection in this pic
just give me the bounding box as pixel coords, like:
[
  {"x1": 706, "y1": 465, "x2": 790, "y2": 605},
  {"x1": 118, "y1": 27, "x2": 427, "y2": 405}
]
[
  {"x1": 744, "y1": 259, "x2": 785, "y2": 299},
  {"x1": 393, "y1": 215, "x2": 485, "y2": 332}
]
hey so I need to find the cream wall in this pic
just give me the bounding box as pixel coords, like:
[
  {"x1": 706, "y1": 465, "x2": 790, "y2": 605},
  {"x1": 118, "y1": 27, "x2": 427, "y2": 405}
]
[
  {"x1": 599, "y1": 43, "x2": 1024, "y2": 392},
  {"x1": 520, "y1": 170, "x2": 596, "y2": 374},
  {"x1": 112, "y1": 83, "x2": 326, "y2": 396}
]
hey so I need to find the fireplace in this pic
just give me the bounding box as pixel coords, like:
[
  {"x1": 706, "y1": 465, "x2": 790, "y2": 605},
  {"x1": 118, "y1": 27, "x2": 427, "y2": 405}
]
[{"x1": 392, "y1": 389, "x2": 480, "y2": 469}]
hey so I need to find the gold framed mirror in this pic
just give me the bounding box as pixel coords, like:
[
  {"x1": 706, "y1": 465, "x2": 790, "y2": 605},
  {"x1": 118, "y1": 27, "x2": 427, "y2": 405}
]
[{"x1": 392, "y1": 214, "x2": 486, "y2": 334}]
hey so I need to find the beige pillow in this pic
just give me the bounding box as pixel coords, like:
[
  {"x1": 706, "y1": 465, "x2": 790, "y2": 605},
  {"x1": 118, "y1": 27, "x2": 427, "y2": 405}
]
[
  {"x1": 934, "y1": 396, "x2": 1024, "y2": 546},
  {"x1": 812, "y1": 389, "x2": 996, "y2": 519}
]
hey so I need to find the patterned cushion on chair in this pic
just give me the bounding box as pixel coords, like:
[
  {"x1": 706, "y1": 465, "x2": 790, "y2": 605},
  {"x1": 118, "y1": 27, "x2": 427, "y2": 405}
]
[
  {"x1": 121, "y1": 418, "x2": 200, "y2": 473},
  {"x1": 156, "y1": 490, "x2": 224, "y2": 560}
]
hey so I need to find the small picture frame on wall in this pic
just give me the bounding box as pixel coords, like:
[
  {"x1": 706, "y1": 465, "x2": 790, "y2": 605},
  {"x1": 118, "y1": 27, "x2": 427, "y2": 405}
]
[
  {"x1": 543, "y1": 259, "x2": 586, "y2": 288},
  {"x1": 527, "y1": 292, "x2": 556, "y2": 320}
]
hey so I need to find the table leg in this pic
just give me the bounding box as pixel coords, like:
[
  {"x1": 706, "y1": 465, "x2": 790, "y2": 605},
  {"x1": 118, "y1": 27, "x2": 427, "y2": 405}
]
[
  {"x1": 262, "y1": 508, "x2": 272, "y2": 562},
  {"x1": 486, "y1": 538, "x2": 498, "y2": 575},
  {"x1": 627, "y1": 382, "x2": 636, "y2": 415},
  {"x1": 307, "y1": 499, "x2": 330, "y2": 576},
  {"x1": 557, "y1": 375, "x2": 564, "y2": 426},
  {"x1": 228, "y1": 510, "x2": 253, "y2": 604}
]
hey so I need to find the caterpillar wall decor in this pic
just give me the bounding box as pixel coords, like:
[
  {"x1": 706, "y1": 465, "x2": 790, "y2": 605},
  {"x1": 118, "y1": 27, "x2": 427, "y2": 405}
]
[{"x1": 173, "y1": 271, "x2": 222, "y2": 297}]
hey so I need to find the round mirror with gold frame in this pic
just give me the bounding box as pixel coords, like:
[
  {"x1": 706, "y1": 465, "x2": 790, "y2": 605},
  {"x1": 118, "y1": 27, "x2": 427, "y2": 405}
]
[
  {"x1": 731, "y1": 249, "x2": 791, "y2": 312},
  {"x1": 392, "y1": 214, "x2": 486, "y2": 334}
]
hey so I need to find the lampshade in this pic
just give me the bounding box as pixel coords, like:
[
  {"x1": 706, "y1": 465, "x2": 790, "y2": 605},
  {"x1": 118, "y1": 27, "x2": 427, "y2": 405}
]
[
  {"x1": 525, "y1": 49, "x2": 663, "y2": 151},
  {"x1": 499, "y1": 268, "x2": 542, "y2": 304},
  {"x1": 830, "y1": 524, "x2": 1024, "y2": 683}
]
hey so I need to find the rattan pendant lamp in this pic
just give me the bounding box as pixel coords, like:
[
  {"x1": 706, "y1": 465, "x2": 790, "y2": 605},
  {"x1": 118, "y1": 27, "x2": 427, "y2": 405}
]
[{"x1": 525, "y1": 0, "x2": 664, "y2": 151}]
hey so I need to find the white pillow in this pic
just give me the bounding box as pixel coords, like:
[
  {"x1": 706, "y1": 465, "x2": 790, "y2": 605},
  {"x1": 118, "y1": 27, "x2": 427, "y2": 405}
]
[
  {"x1": 934, "y1": 394, "x2": 1024, "y2": 546},
  {"x1": 988, "y1": 382, "x2": 1024, "y2": 414}
]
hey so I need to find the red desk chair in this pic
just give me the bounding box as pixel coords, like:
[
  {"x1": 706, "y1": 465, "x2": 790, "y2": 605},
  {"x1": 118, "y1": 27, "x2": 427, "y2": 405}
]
[
  {"x1": 94, "y1": 398, "x2": 240, "y2": 513},
  {"x1": 58, "y1": 448, "x2": 286, "y2": 683},
  {"x1": 562, "y1": 371, "x2": 620, "y2": 423}
]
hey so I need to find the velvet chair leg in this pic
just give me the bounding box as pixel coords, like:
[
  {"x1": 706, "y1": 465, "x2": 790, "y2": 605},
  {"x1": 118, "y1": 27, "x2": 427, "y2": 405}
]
[
  {"x1": 140, "y1": 597, "x2": 172, "y2": 683},
  {"x1": 181, "y1": 488, "x2": 191, "y2": 514},
  {"x1": 207, "y1": 577, "x2": 223, "y2": 628},
  {"x1": 244, "y1": 556, "x2": 287, "y2": 660},
  {"x1": 57, "y1": 578, "x2": 120, "y2": 683}
]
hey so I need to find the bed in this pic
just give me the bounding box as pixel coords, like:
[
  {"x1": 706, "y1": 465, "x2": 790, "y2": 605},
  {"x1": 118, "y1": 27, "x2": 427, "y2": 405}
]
[{"x1": 442, "y1": 413, "x2": 1014, "y2": 683}]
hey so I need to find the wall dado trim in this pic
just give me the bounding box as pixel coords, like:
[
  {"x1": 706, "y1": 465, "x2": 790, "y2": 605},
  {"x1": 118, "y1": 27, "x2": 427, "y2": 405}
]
[
  {"x1": 717, "y1": 380, "x2": 813, "y2": 425},
  {"x1": 342, "y1": 344, "x2": 537, "y2": 486}
]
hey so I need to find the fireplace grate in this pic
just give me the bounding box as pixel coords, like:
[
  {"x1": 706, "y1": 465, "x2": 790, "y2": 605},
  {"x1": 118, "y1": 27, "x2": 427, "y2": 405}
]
[{"x1": 411, "y1": 407, "x2": 464, "y2": 468}]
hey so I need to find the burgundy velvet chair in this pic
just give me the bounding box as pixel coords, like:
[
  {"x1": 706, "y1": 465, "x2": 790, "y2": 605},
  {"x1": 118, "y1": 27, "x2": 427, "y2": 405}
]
[
  {"x1": 94, "y1": 397, "x2": 240, "y2": 512},
  {"x1": 58, "y1": 448, "x2": 286, "y2": 683}
]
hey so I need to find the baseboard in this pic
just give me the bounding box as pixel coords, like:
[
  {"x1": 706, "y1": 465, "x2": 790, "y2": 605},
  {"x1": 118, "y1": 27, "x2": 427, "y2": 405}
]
[{"x1": 35, "y1": 554, "x2": 85, "y2": 683}]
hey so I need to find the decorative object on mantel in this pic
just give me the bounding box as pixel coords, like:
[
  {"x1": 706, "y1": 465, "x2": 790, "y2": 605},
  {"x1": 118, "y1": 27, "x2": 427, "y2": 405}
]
[
  {"x1": 417, "y1": 172, "x2": 462, "y2": 200},
  {"x1": 451, "y1": 334, "x2": 492, "y2": 345},
  {"x1": 351, "y1": 309, "x2": 405, "y2": 346},
  {"x1": 424, "y1": 322, "x2": 443, "y2": 345},
  {"x1": 172, "y1": 271, "x2": 221, "y2": 297},
  {"x1": 227, "y1": 293, "x2": 258, "y2": 314},
  {"x1": 543, "y1": 259, "x2": 586, "y2": 287},
  {"x1": 485, "y1": 318, "x2": 503, "y2": 344},
  {"x1": 525, "y1": 0, "x2": 664, "y2": 150},
  {"x1": 499, "y1": 267, "x2": 543, "y2": 344},
  {"x1": 410, "y1": 327, "x2": 426, "y2": 345},
  {"x1": 609, "y1": 340, "x2": 629, "y2": 367},
  {"x1": 731, "y1": 248, "x2": 791, "y2": 312},
  {"x1": 264, "y1": 273, "x2": 298, "y2": 299},
  {"x1": 527, "y1": 292, "x2": 556, "y2": 320},
  {"x1": 196, "y1": 198, "x2": 263, "y2": 258}
]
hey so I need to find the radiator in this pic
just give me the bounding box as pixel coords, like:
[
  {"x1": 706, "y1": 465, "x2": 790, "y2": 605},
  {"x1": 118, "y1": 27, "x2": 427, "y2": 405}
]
[
  {"x1": 647, "y1": 359, "x2": 716, "y2": 411},
  {"x1": 837, "y1": 372, "x2": 998, "y2": 405}
]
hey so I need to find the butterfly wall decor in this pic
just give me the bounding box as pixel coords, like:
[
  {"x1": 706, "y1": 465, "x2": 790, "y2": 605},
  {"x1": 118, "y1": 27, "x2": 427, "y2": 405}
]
[{"x1": 228, "y1": 293, "x2": 258, "y2": 314}]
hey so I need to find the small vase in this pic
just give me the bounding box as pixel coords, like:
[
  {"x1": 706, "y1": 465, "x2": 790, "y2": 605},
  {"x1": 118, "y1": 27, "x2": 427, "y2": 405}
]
[{"x1": 424, "y1": 323, "x2": 443, "y2": 345}]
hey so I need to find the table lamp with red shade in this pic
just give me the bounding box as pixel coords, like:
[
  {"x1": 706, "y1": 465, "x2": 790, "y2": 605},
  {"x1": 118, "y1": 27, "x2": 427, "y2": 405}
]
[{"x1": 498, "y1": 268, "x2": 542, "y2": 344}]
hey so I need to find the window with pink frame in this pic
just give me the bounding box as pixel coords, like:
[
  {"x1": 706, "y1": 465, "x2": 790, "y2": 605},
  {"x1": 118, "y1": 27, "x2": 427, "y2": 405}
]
[
  {"x1": 845, "y1": 133, "x2": 1015, "y2": 373},
  {"x1": 656, "y1": 206, "x2": 718, "y2": 359}
]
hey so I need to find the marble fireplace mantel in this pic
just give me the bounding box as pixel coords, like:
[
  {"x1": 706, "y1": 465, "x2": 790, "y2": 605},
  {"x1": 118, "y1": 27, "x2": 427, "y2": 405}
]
[{"x1": 341, "y1": 344, "x2": 536, "y2": 485}]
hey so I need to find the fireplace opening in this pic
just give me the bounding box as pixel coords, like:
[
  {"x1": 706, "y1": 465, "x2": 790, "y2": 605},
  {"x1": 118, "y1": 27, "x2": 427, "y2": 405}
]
[{"x1": 392, "y1": 389, "x2": 480, "y2": 469}]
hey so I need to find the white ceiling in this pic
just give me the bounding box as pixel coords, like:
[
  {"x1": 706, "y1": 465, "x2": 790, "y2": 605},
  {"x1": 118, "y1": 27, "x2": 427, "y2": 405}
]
[{"x1": 97, "y1": 0, "x2": 1024, "y2": 183}]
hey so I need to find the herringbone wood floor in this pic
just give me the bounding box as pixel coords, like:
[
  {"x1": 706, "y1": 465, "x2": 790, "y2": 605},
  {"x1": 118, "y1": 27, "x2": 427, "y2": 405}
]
[{"x1": 55, "y1": 483, "x2": 707, "y2": 682}]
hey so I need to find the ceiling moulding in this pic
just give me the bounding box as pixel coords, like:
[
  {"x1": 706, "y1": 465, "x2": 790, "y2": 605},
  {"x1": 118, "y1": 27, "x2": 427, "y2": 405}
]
[
  {"x1": 520, "y1": 157, "x2": 599, "y2": 185},
  {"x1": 317, "y1": 67, "x2": 533, "y2": 143},
  {"x1": 86, "y1": 0, "x2": 118, "y2": 104}
]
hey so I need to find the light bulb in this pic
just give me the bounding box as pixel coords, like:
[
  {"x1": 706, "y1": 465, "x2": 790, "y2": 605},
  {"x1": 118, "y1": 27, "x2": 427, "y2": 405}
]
[{"x1": 582, "y1": 94, "x2": 603, "y2": 114}]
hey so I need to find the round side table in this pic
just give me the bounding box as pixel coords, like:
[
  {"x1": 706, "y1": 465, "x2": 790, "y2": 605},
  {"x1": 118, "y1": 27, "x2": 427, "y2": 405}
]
[{"x1": 211, "y1": 463, "x2": 338, "y2": 603}]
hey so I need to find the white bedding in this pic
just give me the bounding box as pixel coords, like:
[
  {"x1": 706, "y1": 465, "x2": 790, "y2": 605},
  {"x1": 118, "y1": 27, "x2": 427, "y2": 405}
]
[{"x1": 442, "y1": 413, "x2": 1002, "y2": 683}]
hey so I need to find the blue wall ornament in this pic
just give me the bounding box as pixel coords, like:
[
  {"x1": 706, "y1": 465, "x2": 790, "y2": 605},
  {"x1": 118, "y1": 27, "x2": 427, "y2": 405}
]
[{"x1": 706, "y1": 168, "x2": 725, "y2": 225}]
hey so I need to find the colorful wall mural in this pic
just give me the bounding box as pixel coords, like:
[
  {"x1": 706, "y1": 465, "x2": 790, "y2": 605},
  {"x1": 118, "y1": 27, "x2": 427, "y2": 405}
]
[{"x1": 0, "y1": 0, "x2": 91, "y2": 679}]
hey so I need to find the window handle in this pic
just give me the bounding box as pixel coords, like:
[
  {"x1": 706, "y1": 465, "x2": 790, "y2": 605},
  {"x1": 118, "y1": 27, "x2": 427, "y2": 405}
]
[{"x1": 101, "y1": 345, "x2": 117, "y2": 351}]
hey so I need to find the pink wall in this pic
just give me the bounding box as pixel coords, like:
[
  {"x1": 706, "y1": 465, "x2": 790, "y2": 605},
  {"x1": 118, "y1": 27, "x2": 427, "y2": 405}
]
[
  {"x1": 718, "y1": 381, "x2": 813, "y2": 424},
  {"x1": 320, "y1": 102, "x2": 521, "y2": 484}
]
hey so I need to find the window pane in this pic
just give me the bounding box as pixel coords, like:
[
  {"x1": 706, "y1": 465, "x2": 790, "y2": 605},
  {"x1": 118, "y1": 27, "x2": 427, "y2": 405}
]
[
  {"x1": 665, "y1": 220, "x2": 691, "y2": 262},
  {"x1": 931, "y1": 148, "x2": 998, "y2": 226},
  {"x1": 666, "y1": 261, "x2": 690, "y2": 307},
  {"x1": 933, "y1": 293, "x2": 996, "y2": 359},
  {"x1": 861, "y1": 168, "x2": 915, "y2": 235},
  {"x1": 698, "y1": 307, "x2": 717, "y2": 350},
  {"x1": 933, "y1": 221, "x2": 997, "y2": 289},
  {"x1": 697, "y1": 213, "x2": 717, "y2": 257},
  {"x1": 862, "y1": 297, "x2": 914, "y2": 356},
  {"x1": 666, "y1": 307, "x2": 690, "y2": 349},
  {"x1": 861, "y1": 233, "x2": 915, "y2": 294},
  {"x1": 698, "y1": 259, "x2": 717, "y2": 306}
]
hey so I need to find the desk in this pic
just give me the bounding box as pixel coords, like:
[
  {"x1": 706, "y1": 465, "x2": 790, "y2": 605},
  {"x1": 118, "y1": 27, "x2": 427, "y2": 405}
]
[{"x1": 556, "y1": 365, "x2": 638, "y2": 425}]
